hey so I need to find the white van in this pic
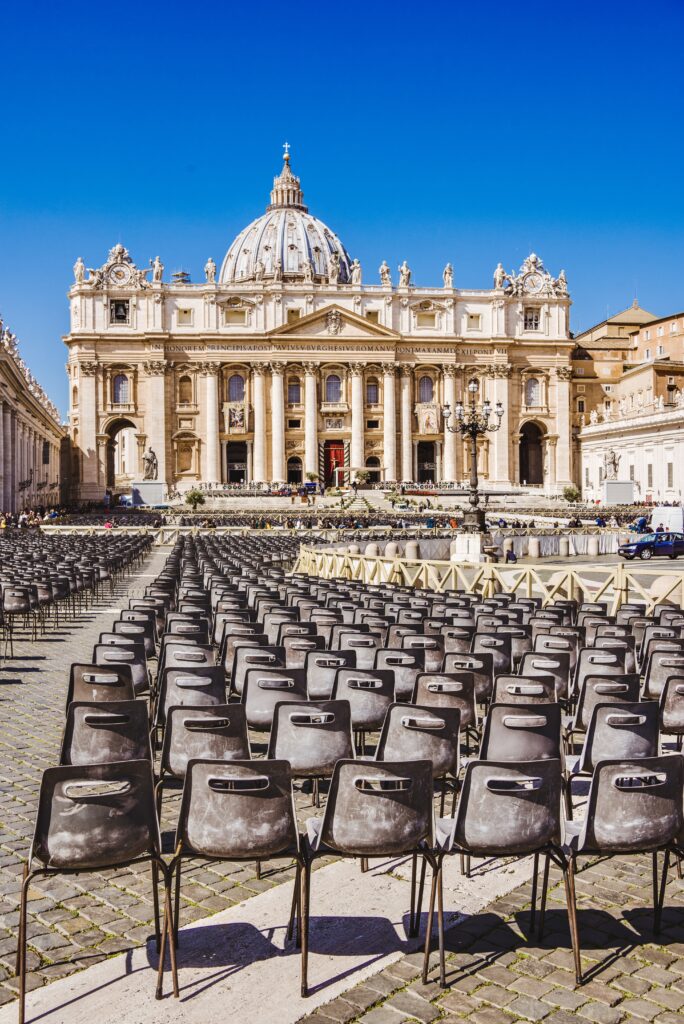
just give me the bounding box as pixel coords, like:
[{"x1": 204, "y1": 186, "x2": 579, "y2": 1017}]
[{"x1": 650, "y1": 507, "x2": 684, "y2": 533}]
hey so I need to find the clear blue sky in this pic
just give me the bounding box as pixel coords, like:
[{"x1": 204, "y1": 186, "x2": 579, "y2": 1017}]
[{"x1": 1, "y1": 0, "x2": 683, "y2": 415}]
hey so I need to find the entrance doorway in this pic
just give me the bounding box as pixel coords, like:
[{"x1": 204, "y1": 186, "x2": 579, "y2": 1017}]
[
  {"x1": 105, "y1": 418, "x2": 137, "y2": 489},
  {"x1": 287, "y1": 456, "x2": 302, "y2": 484},
  {"x1": 366, "y1": 456, "x2": 381, "y2": 484},
  {"x1": 417, "y1": 441, "x2": 436, "y2": 483},
  {"x1": 226, "y1": 441, "x2": 247, "y2": 483},
  {"x1": 324, "y1": 440, "x2": 345, "y2": 486},
  {"x1": 519, "y1": 423, "x2": 544, "y2": 485}
]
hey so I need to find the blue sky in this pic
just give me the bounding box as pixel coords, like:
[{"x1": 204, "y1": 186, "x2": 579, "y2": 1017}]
[{"x1": 1, "y1": 0, "x2": 683, "y2": 415}]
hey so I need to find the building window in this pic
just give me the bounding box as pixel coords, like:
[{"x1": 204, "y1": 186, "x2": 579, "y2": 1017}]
[
  {"x1": 177, "y1": 308, "x2": 193, "y2": 326},
  {"x1": 287, "y1": 309, "x2": 301, "y2": 324},
  {"x1": 668, "y1": 463, "x2": 674, "y2": 488},
  {"x1": 604, "y1": 384, "x2": 613, "y2": 393},
  {"x1": 576, "y1": 367, "x2": 584, "y2": 376},
  {"x1": 416, "y1": 312, "x2": 436, "y2": 328},
  {"x1": 223, "y1": 308, "x2": 246, "y2": 326},
  {"x1": 228, "y1": 374, "x2": 245, "y2": 402},
  {"x1": 112, "y1": 373, "x2": 129, "y2": 404},
  {"x1": 366, "y1": 377, "x2": 379, "y2": 404},
  {"x1": 287, "y1": 419, "x2": 301, "y2": 429},
  {"x1": 647, "y1": 464, "x2": 653, "y2": 488},
  {"x1": 525, "y1": 377, "x2": 540, "y2": 406},
  {"x1": 657, "y1": 345, "x2": 664, "y2": 356},
  {"x1": 418, "y1": 375, "x2": 434, "y2": 402},
  {"x1": 325, "y1": 374, "x2": 342, "y2": 403},
  {"x1": 110, "y1": 300, "x2": 129, "y2": 324},
  {"x1": 644, "y1": 330, "x2": 651, "y2": 341},
  {"x1": 645, "y1": 348, "x2": 651, "y2": 360},
  {"x1": 604, "y1": 400, "x2": 611, "y2": 412},
  {"x1": 524, "y1": 308, "x2": 540, "y2": 331},
  {"x1": 287, "y1": 377, "x2": 301, "y2": 404},
  {"x1": 366, "y1": 419, "x2": 380, "y2": 429},
  {"x1": 577, "y1": 399, "x2": 585, "y2": 413},
  {"x1": 629, "y1": 464, "x2": 634, "y2": 481},
  {"x1": 658, "y1": 326, "x2": 664, "y2": 337},
  {"x1": 670, "y1": 321, "x2": 678, "y2": 334},
  {"x1": 467, "y1": 313, "x2": 482, "y2": 331},
  {"x1": 366, "y1": 310, "x2": 379, "y2": 324},
  {"x1": 178, "y1": 375, "x2": 193, "y2": 405},
  {"x1": 585, "y1": 467, "x2": 590, "y2": 486},
  {"x1": 72, "y1": 386, "x2": 79, "y2": 408}
]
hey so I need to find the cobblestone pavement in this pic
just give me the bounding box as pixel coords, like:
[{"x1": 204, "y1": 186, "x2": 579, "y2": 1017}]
[{"x1": 297, "y1": 854, "x2": 684, "y2": 1024}]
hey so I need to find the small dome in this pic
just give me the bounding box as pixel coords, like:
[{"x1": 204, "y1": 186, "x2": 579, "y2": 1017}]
[{"x1": 219, "y1": 150, "x2": 353, "y2": 286}]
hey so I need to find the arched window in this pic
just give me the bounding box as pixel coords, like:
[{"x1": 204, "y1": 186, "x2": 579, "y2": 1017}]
[
  {"x1": 418, "y1": 375, "x2": 434, "y2": 403},
  {"x1": 72, "y1": 386, "x2": 79, "y2": 408},
  {"x1": 366, "y1": 376, "x2": 379, "y2": 404},
  {"x1": 113, "y1": 373, "x2": 129, "y2": 404},
  {"x1": 326, "y1": 374, "x2": 341, "y2": 403},
  {"x1": 287, "y1": 376, "x2": 301, "y2": 404},
  {"x1": 178, "y1": 375, "x2": 192, "y2": 405},
  {"x1": 525, "y1": 377, "x2": 540, "y2": 406},
  {"x1": 228, "y1": 374, "x2": 245, "y2": 402}
]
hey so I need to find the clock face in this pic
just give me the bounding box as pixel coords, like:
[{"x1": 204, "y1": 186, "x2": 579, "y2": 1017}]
[
  {"x1": 524, "y1": 272, "x2": 543, "y2": 294},
  {"x1": 109, "y1": 264, "x2": 131, "y2": 286}
]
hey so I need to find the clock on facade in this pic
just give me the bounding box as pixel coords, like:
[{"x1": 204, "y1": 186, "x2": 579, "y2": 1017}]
[
  {"x1": 524, "y1": 272, "x2": 543, "y2": 294},
  {"x1": 108, "y1": 264, "x2": 132, "y2": 286}
]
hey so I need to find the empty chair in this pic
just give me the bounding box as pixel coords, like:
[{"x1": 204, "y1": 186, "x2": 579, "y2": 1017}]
[
  {"x1": 305, "y1": 650, "x2": 357, "y2": 700},
  {"x1": 414, "y1": 672, "x2": 477, "y2": 744},
  {"x1": 573, "y1": 648, "x2": 627, "y2": 702},
  {"x1": 642, "y1": 652, "x2": 684, "y2": 700},
  {"x1": 492, "y1": 674, "x2": 557, "y2": 705},
  {"x1": 331, "y1": 668, "x2": 395, "y2": 752},
  {"x1": 534, "y1": 634, "x2": 578, "y2": 674},
  {"x1": 443, "y1": 652, "x2": 493, "y2": 704},
  {"x1": 471, "y1": 634, "x2": 511, "y2": 675},
  {"x1": 66, "y1": 663, "x2": 135, "y2": 709},
  {"x1": 387, "y1": 624, "x2": 421, "y2": 649},
  {"x1": 283, "y1": 634, "x2": 326, "y2": 669},
  {"x1": 232, "y1": 645, "x2": 286, "y2": 697},
  {"x1": 495, "y1": 625, "x2": 532, "y2": 668},
  {"x1": 441, "y1": 625, "x2": 475, "y2": 655},
  {"x1": 92, "y1": 645, "x2": 149, "y2": 695},
  {"x1": 60, "y1": 699, "x2": 151, "y2": 766},
  {"x1": 112, "y1": 620, "x2": 156, "y2": 659},
  {"x1": 375, "y1": 703, "x2": 460, "y2": 812},
  {"x1": 375, "y1": 648, "x2": 426, "y2": 702},
  {"x1": 155, "y1": 665, "x2": 226, "y2": 732},
  {"x1": 268, "y1": 700, "x2": 354, "y2": 804},
  {"x1": 569, "y1": 673, "x2": 641, "y2": 738},
  {"x1": 479, "y1": 702, "x2": 562, "y2": 764},
  {"x1": 593, "y1": 635, "x2": 636, "y2": 674},
  {"x1": 243, "y1": 667, "x2": 308, "y2": 731},
  {"x1": 401, "y1": 635, "x2": 444, "y2": 672},
  {"x1": 520, "y1": 652, "x2": 572, "y2": 701},
  {"x1": 660, "y1": 677, "x2": 684, "y2": 749},
  {"x1": 337, "y1": 630, "x2": 382, "y2": 669},
  {"x1": 573, "y1": 702, "x2": 660, "y2": 777}
]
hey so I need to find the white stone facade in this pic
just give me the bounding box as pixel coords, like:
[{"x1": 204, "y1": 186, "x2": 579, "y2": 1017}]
[{"x1": 64, "y1": 152, "x2": 574, "y2": 500}]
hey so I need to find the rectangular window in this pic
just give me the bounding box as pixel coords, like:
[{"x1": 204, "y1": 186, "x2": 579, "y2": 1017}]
[
  {"x1": 670, "y1": 321, "x2": 678, "y2": 333},
  {"x1": 604, "y1": 400, "x2": 611, "y2": 412},
  {"x1": 287, "y1": 419, "x2": 301, "y2": 429},
  {"x1": 577, "y1": 385, "x2": 585, "y2": 393},
  {"x1": 366, "y1": 419, "x2": 380, "y2": 429},
  {"x1": 658, "y1": 326, "x2": 664, "y2": 337},
  {"x1": 110, "y1": 300, "x2": 129, "y2": 324},
  {"x1": 223, "y1": 309, "x2": 246, "y2": 326},
  {"x1": 416, "y1": 312, "x2": 436, "y2": 328},
  {"x1": 177, "y1": 308, "x2": 193, "y2": 326},
  {"x1": 647, "y1": 464, "x2": 653, "y2": 488},
  {"x1": 585, "y1": 467, "x2": 590, "y2": 486},
  {"x1": 467, "y1": 313, "x2": 482, "y2": 330},
  {"x1": 644, "y1": 330, "x2": 651, "y2": 341},
  {"x1": 576, "y1": 367, "x2": 584, "y2": 375},
  {"x1": 604, "y1": 384, "x2": 613, "y2": 393},
  {"x1": 366, "y1": 310, "x2": 379, "y2": 324},
  {"x1": 645, "y1": 348, "x2": 651, "y2": 360},
  {"x1": 524, "y1": 308, "x2": 540, "y2": 330},
  {"x1": 629, "y1": 464, "x2": 635, "y2": 481},
  {"x1": 668, "y1": 462, "x2": 674, "y2": 488},
  {"x1": 287, "y1": 308, "x2": 301, "y2": 323},
  {"x1": 577, "y1": 399, "x2": 585, "y2": 413},
  {"x1": 657, "y1": 345, "x2": 664, "y2": 356}
]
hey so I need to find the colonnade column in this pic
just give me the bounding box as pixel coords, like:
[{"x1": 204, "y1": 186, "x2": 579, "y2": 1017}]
[
  {"x1": 203, "y1": 366, "x2": 220, "y2": 484},
  {"x1": 143, "y1": 361, "x2": 168, "y2": 488},
  {"x1": 400, "y1": 367, "x2": 413, "y2": 482},
  {"x1": 3, "y1": 406, "x2": 13, "y2": 511},
  {"x1": 0, "y1": 405, "x2": 4, "y2": 511},
  {"x1": 270, "y1": 362, "x2": 285, "y2": 483},
  {"x1": 350, "y1": 363, "x2": 365, "y2": 474},
  {"x1": 78, "y1": 362, "x2": 100, "y2": 499},
  {"x1": 490, "y1": 368, "x2": 511, "y2": 486},
  {"x1": 382, "y1": 366, "x2": 397, "y2": 481},
  {"x1": 303, "y1": 362, "x2": 318, "y2": 478},
  {"x1": 442, "y1": 367, "x2": 457, "y2": 483},
  {"x1": 252, "y1": 364, "x2": 267, "y2": 483},
  {"x1": 554, "y1": 367, "x2": 573, "y2": 485}
]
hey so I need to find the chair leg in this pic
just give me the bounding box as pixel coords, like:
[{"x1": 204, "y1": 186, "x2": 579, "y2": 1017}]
[
  {"x1": 17, "y1": 864, "x2": 31, "y2": 1024},
  {"x1": 421, "y1": 862, "x2": 438, "y2": 984},
  {"x1": 409, "y1": 853, "x2": 418, "y2": 937},
  {"x1": 256, "y1": 860, "x2": 262, "y2": 880},
  {"x1": 538, "y1": 852, "x2": 551, "y2": 939},
  {"x1": 156, "y1": 861, "x2": 179, "y2": 1000},
  {"x1": 530, "y1": 852, "x2": 539, "y2": 932},
  {"x1": 561, "y1": 852, "x2": 582, "y2": 985},
  {"x1": 151, "y1": 860, "x2": 161, "y2": 952},
  {"x1": 173, "y1": 858, "x2": 182, "y2": 945},
  {"x1": 436, "y1": 858, "x2": 445, "y2": 988},
  {"x1": 416, "y1": 855, "x2": 427, "y2": 934},
  {"x1": 655, "y1": 849, "x2": 670, "y2": 934},
  {"x1": 287, "y1": 861, "x2": 301, "y2": 942},
  {"x1": 300, "y1": 861, "x2": 311, "y2": 997}
]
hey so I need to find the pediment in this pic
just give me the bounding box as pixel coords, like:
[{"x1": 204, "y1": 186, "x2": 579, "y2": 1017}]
[{"x1": 270, "y1": 304, "x2": 400, "y2": 340}]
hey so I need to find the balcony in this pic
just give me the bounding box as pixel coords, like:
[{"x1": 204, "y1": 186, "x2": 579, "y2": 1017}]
[{"x1": 320, "y1": 402, "x2": 349, "y2": 414}]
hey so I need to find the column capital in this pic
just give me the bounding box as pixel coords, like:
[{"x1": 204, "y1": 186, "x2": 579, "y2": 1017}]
[
  {"x1": 556, "y1": 366, "x2": 573, "y2": 381},
  {"x1": 79, "y1": 360, "x2": 98, "y2": 377},
  {"x1": 399, "y1": 365, "x2": 413, "y2": 379},
  {"x1": 142, "y1": 360, "x2": 169, "y2": 377},
  {"x1": 381, "y1": 364, "x2": 397, "y2": 378},
  {"x1": 302, "y1": 361, "x2": 319, "y2": 376},
  {"x1": 349, "y1": 362, "x2": 365, "y2": 378},
  {"x1": 251, "y1": 361, "x2": 268, "y2": 376},
  {"x1": 442, "y1": 365, "x2": 458, "y2": 379},
  {"x1": 269, "y1": 361, "x2": 286, "y2": 376},
  {"x1": 198, "y1": 361, "x2": 221, "y2": 377}
]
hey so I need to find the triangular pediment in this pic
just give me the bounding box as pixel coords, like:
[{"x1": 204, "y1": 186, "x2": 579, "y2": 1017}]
[{"x1": 270, "y1": 303, "x2": 400, "y2": 340}]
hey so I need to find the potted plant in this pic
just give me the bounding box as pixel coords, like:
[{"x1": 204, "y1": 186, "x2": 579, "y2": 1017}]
[{"x1": 185, "y1": 488, "x2": 205, "y2": 512}]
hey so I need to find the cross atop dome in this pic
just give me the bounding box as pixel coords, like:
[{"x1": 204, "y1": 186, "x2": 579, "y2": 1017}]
[{"x1": 268, "y1": 145, "x2": 308, "y2": 212}]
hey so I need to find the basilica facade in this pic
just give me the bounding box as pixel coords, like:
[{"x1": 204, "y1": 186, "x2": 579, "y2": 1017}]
[{"x1": 65, "y1": 151, "x2": 574, "y2": 500}]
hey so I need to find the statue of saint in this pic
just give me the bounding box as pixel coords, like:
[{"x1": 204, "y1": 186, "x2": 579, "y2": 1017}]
[
  {"x1": 442, "y1": 263, "x2": 453, "y2": 288},
  {"x1": 328, "y1": 251, "x2": 340, "y2": 285},
  {"x1": 398, "y1": 260, "x2": 412, "y2": 287},
  {"x1": 350, "y1": 258, "x2": 362, "y2": 285},
  {"x1": 302, "y1": 259, "x2": 314, "y2": 283},
  {"x1": 142, "y1": 447, "x2": 158, "y2": 481},
  {"x1": 73, "y1": 257, "x2": 85, "y2": 284},
  {"x1": 151, "y1": 256, "x2": 164, "y2": 283},
  {"x1": 204, "y1": 257, "x2": 216, "y2": 283},
  {"x1": 379, "y1": 260, "x2": 391, "y2": 286},
  {"x1": 493, "y1": 262, "x2": 507, "y2": 289},
  {"x1": 272, "y1": 259, "x2": 282, "y2": 282},
  {"x1": 254, "y1": 259, "x2": 265, "y2": 283},
  {"x1": 603, "y1": 449, "x2": 620, "y2": 480},
  {"x1": 556, "y1": 269, "x2": 568, "y2": 295}
]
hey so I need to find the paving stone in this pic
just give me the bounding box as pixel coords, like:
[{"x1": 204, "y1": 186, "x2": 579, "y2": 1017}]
[
  {"x1": 385, "y1": 989, "x2": 441, "y2": 1022},
  {"x1": 358, "y1": 1008, "x2": 408, "y2": 1024},
  {"x1": 506, "y1": 994, "x2": 553, "y2": 1020}
]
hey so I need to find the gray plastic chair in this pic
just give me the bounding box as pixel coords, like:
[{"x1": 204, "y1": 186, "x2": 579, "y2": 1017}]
[
  {"x1": 443, "y1": 652, "x2": 493, "y2": 704},
  {"x1": 492, "y1": 674, "x2": 556, "y2": 705},
  {"x1": 660, "y1": 677, "x2": 684, "y2": 750},
  {"x1": 267, "y1": 699, "x2": 354, "y2": 804},
  {"x1": 60, "y1": 699, "x2": 151, "y2": 766},
  {"x1": 305, "y1": 649, "x2": 357, "y2": 700},
  {"x1": 66, "y1": 663, "x2": 135, "y2": 709},
  {"x1": 413, "y1": 672, "x2": 477, "y2": 747},
  {"x1": 574, "y1": 701, "x2": 660, "y2": 776},
  {"x1": 243, "y1": 667, "x2": 308, "y2": 731},
  {"x1": 374, "y1": 648, "x2": 426, "y2": 702},
  {"x1": 331, "y1": 667, "x2": 395, "y2": 752}
]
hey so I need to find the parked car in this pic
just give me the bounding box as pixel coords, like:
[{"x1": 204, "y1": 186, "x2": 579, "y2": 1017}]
[{"x1": 618, "y1": 532, "x2": 684, "y2": 560}]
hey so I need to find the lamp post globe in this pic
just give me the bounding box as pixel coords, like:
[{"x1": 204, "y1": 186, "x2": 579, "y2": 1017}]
[{"x1": 443, "y1": 377, "x2": 504, "y2": 534}]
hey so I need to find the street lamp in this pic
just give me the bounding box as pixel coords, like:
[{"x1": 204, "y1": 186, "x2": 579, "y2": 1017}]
[{"x1": 443, "y1": 377, "x2": 504, "y2": 533}]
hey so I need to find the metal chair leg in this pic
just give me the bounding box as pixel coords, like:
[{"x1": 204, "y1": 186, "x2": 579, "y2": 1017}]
[
  {"x1": 300, "y1": 861, "x2": 311, "y2": 997},
  {"x1": 421, "y1": 863, "x2": 438, "y2": 984},
  {"x1": 538, "y1": 852, "x2": 551, "y2": 939},
  {"x1": 655, "y1": 849, "x2": 670, "y2": 934},
  {"x1": 562, "y1": 852, "x2": 582, "y2": 985},
  {"x1": 530, "y1": 852, "x2": 539, "y2": 931},
  {"x1": 17, "y1": 864, "x2": 31, "y2": 1024}
]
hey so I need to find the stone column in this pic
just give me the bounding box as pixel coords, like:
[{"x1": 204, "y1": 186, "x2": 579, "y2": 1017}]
[
  {"x1": 78, "y1": 361, "x2": 100, "y2": 500},
  {"x1": 0, "y1": 404, "x2": 5, "y2": 511},
  {"x1": 303, "y1": 362, "x2": 318, "y2": 478},
  {"x1": 245, "y1": 440, "x2": 253, "y2": 484},
  {"x1": 3, "y1": 407, "x2": 12, "y2": 511},
  {"x1": 350, "y1": 363, "x2": 365, "y2": 474},
  {"x1": 400, "y1": 367, "x2": 413, "y2": 482},
  {"x1": 270, "y1": 362, "x2": 286, "y2": 483},
  {"x1": 143, "y1": 360, "x2": 168, "y2": 488},
  {"x1": 202, "y1": 365, "x2": 221, "y2": 484},
  {"x1": 252, "y1": 364, "x2": 267, "y2": 483},
  {"x1": 442, "y1": 367, "x2": 457, "y2": 483},
  {"x1": 490, "y1": 367, "x2": 512, "y2": 486},
  {"x1": 382, "y1": 366, "x2": 397, "y2": 481},
  {"x1": 555, "y1": 367, "x2": 572, "y2": 485},
  {"x1": 545, "y1": 437, "x2": 558, "y2": 491},
  {"x1": 412, "y1": 439, "x2": 419, "y2": 482}
]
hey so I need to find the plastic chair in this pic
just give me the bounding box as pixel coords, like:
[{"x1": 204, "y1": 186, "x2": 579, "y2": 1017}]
[
  {"x1": 376, "y1": 703, "x2": 460, "y2": 813},
  {"x1": 60, "y1": 699, "x2": 151, "y2": 765},
  {"x1": 268, "y1": 699, "x2": 354, "y2": 805},
  {"x1": 331, "y1": 668, "x2": 395, "y2": 753},
  {"x1": 374, "y1": 648, "x2": 426, "y2": 702},
  {"x1": 573, "y1": 701, "x2": 660, "y2": 776},
  {"x1": 305, "y1": 650, "x2": 357, "y2": 700},
  {"x1": 413, "y1": 672, "x2": 478, "y2": 748},
  {"x1": 66, "y1": 663, "x2": 135, "y2": 709},
  {"x1": 660, "y1": 677, "x2": 684, "y2": 750},
  {"x1": 492, "y1": 674, "x2": 557, "y2": 705},
  {"x1": 443, "y1": 652, "x2": 493, "y2": 704},
  {"x1": 243, "y1": 667, "x2": 308, "y2": 731}
]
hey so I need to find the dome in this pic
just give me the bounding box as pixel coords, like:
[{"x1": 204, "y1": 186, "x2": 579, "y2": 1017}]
[{"x1": 219, "y1": 150, "x2": 353, "y2": 286}]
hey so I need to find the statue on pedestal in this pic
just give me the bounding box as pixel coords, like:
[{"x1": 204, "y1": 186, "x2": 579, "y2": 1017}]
[
  {"x1": 328, "y1": 252, "x2": 340, "y2": 285},
  {"x1": 603, "y1": 449, "x2": 620, "y2": 481},
  {"x1": 350, "y1": 258, "x2": 362, "y2": 285},
  {"x1": 398, "y1": 260, "x2": 412, "y2": 287},
  {"x1": 73, "y1": 257, "x2": 85, "y2": 284},
  {"x1": 443, "y1": 263, "x2": 453, "y2": 288},
  {"x1": 151, "y1": 256, "x2": 164, "y2": 283},
  {"x1": 493, "y1": 262, "x2": 507, "y2": 289},
  {"x1": 142, "y1": 448, "x2": 158, "y2": 480},
  {"x1": 379, "y1": 260, "x2": 391, "y2": 286},
  {"x1": 204, "y1": 257, "x2": 216, "y2": 283}
]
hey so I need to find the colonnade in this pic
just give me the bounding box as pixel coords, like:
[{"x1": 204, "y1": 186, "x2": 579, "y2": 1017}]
[{"x1": 0, "y1": 403, "x2": 61, "y2": 512}]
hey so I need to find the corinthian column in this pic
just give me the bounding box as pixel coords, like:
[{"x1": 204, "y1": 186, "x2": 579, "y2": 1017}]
[
  {"x1": 303, "y1": 362, "x2": 318, "y2": 478},
  {"x1": 400, "y1": 367, "x2": 413, "y2": 482},
  {"x1": 554, "y1": 367, "x2": 572, "y2": 485},
  {"x1": 270, "y1": 362, "x2": 286, "y2": 483},
  {"x1": 442, "y1": 366, "x2": 457, "y2": 483},
  {"x1": 489, "y1": 365, "x2": 511, "y2": 486},
  {"x1": 350, "y1": 363, "x2": 365, "y2": 474},
  {"x1": 202, "y1": 365, "x2": 220, "y2": 484},
  {"x1": 252, "y1": 364, "x2": 267, "y2": 482},
  {"x1": 3, "y1": 406, "x2": 13, "y2": 511},
  {"x1": 142, "y1": 360, "x2": 168, "y2": 487},
  {"x1": 382, "y1": 365, "x2": 397, "y2": 481}
]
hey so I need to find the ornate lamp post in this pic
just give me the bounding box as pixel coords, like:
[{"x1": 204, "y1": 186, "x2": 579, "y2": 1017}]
[{"x1": 443, "y1": 377, "x2": 504, "y2": 533}]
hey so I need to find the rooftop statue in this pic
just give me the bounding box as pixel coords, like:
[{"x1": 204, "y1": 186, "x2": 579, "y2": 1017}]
[
  {"x1": 398, "y1": 260, "x2": 411, "y2": 287},
  {"x1": 379, "y1": 260, "x2": 391, "y2": 286},
  {"x1": 204, "y1": 257, "x2": 216, "y2": 283},
  {"x1": 443, "y1": 263, "x2": 453, "y2": 288}
]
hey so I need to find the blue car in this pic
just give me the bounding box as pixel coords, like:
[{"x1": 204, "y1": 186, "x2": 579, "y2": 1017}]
[{"x1": 618, "y1": 532, "x2": 684, "y2": 560}]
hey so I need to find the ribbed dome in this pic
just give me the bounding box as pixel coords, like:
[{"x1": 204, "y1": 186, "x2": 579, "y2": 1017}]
[{"x1": 219, "y1": 151, "x2": 353, "y2": 286}]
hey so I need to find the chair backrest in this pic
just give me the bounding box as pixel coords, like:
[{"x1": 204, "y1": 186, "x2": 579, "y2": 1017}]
[
  {"x1": 441, "y1": 625, "x2": 476, "y2": 654},
  {"x1": 111, "y1": 620, "x2": 156, "y2": 658},
  {"x1": 573, "y1": 648, "x2": 625, "y2": 698},
  {"x1": 660, "y1": 677, "x2": 684, "y2": 735},
  {"x1": 157, "y1": 665, "x2": 226, "y2": 727},
  {"x1": 492, "y1": 674, "x2": 557, "y2": 705},
  {"x1": 479, "y1": 702, "x2": 562, "y2": 763},
  {"x1": 336, "y1": 629, "x2": 382, "y2": 669},
  {"x1": 386, "y1": 624, "x2": 420, "y2": 649},
  {"x1": 243, "y1": 667, "x2": 308, "y2": 731},
  {"x1": 593, "y1": 635, "x2": 636, "y2": 674},
  {"x1": 318, "y1": 759, "x2": 434, "y2": 856},
  {"x1": 442, "y1": 652, "x2": 493, "y2": 703},
  {"x1": 453, "y1": 758, "x2": 562, "y2": 855},
  {"x1": 519, "y1": 651, "x2": 571, "y2": 700},
  {"x1": 374, "y1": 647, "x2": 426, "y2": 702},
  {"x1": 578, "y1": 754, "x2": 683, "y2": 853},
  {"x1": 331, "y1": 668, "x2": 396, "y2": 731},
  {"x1": 574, "y1": 673, "x2": 641, "y2": 732},
  {"x1": 578, "y1": 701, "x2": 660, "y2": 774},
  {"x1": 283, "y1": 633, "x2": 326, "y2": 669},
  {"x1": 31, "y1": 760, "x2": 159, "y2": 869},
  {"x1": 232, "y1": 645, "x2": 286, "y2": 696},
  {"x1": 400, "y1": 634, "x2": 444, "y2": 672},
  {"x1": 177, "y1": 759, "x2": 299, "y2": 860},
  {"x1": 413, "y1": 672, "x2": 476, "y2": 728},
  {"x1": 305, "y1": 649, "x2": 357, "y2": 700},
  {"x1": 267, "y1": 700, "x2": 354, "y2": 777},
  {"x1": 534, "y1": 634, "x2": 578, "y2": 673},
  {"x1": 161, "y1": 703, "x2": 250, "y2": 779},
  {"x1": 92, "y1": 646, "x2": 148, "y2": 695},
  {"x1": 60, "y1": 699, "x2": 151, "y2": 765},
  {"x1": 643, "y1": 652, "x2": 684, "y2": 699},
  {"x1": 471, "y1": 634, "x2": 511, "y2": 674},
  {"x1": 375, "y1": 703, "x2": 460, "y2": 779},
  {"x1": 67, "y1": 663, "x2": 135, "y2": 708}
]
